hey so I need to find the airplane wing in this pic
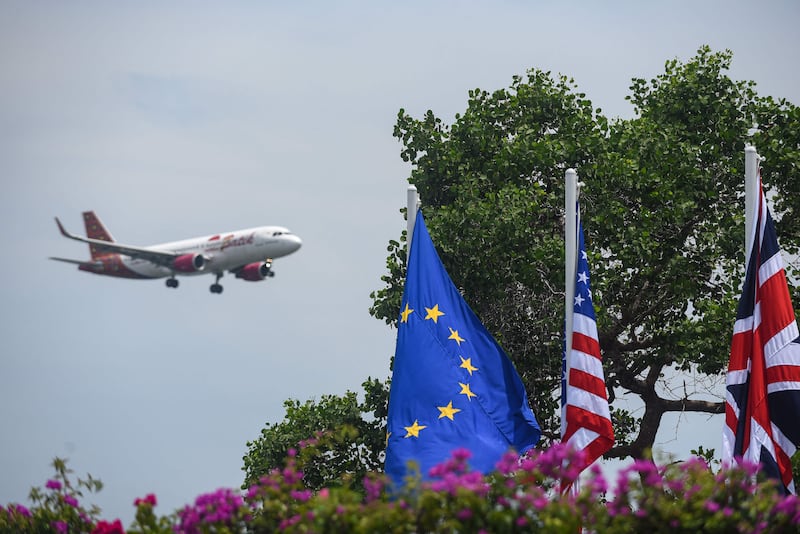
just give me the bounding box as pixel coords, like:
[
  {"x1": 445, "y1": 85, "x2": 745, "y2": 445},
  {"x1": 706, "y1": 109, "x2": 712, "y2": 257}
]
[{"x1": 54, "y1": 217, "x2": 182, "y2": 268}]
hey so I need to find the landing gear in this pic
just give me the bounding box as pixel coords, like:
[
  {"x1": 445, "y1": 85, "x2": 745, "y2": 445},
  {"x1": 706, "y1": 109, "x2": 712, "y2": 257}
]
[
  {"x1": 166, "y1": 277, "x2": 179, "y2": 288},
  {"x1": 210, "y1": 272, "x2": 223, "y2": 294}
]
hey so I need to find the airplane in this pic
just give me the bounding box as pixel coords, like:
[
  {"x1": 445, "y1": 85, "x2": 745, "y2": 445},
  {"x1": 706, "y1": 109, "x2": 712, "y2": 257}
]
[{"x1": 50, "y1": 211, "x2": 302, "y2": 293}]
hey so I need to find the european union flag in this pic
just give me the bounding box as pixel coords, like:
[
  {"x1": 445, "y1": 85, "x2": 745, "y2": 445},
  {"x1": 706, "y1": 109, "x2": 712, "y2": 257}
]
[{"x1": 384, "y1": 210, "x2": 541, "y2": 486}]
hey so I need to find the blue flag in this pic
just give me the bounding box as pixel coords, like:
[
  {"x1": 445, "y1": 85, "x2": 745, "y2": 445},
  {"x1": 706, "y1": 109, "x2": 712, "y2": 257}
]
[{"x1": 384, "y1": 210, "x2": 541, "y2": 486}]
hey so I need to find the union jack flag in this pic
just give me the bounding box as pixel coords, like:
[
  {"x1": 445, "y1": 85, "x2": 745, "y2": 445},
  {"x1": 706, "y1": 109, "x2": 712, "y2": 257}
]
[
  {"x1": 723, "y1": 167, "x2": 800, "y2": 494},
  {"x1": 561, "y1": 210, "x2": 614, "y2": 489}
]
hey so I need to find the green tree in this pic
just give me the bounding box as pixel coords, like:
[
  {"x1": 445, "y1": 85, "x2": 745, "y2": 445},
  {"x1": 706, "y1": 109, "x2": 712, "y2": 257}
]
[
  {"x1": 370, "y1": 46, "x2": 800, "y2": 459},
  {"x1": 242, "y1": 378, "x2": 388, "y2": 491}
]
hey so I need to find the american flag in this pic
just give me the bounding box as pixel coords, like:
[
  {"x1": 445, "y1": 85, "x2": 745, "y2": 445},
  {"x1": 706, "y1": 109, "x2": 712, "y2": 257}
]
[
  {"x1": 723, "y1": 168, "x2": 800, "y2": 494},
  {"x1": 561, "y1": 212, "x2": 614, "y2": 488}
]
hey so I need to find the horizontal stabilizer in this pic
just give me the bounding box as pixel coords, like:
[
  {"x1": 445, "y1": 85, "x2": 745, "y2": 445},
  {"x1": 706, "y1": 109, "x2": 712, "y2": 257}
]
[
  {"x1": 49, "y1": 256, "x2": 100, "y2": 267},
  {"x1": 53, "y1": 216, "x2": 179, "y2": 266}
]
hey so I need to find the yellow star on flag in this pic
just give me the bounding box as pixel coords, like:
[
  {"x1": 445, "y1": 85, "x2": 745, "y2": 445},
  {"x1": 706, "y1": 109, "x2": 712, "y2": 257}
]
[
  {"x1": 400, "y1": 303, "x2": 414, "y2": 323},
  {"x1": 437, "y1": 401, "x2": 461, "y2": 420},
  {"x1": 404, "y1": 420, "x2": 427, "y2": 438},
  {"x1": 448, "y1": 327, "x2": 465, "y2": 346},
  {"x1": 459, "y1": 382, "x2": 477, "y2": 400},
  {"x1": 424, "y1": 304, "x2": 445, "y2": 323},
  {"x1": 459, "y1": 356, "x2": 478, "y2": 375}
]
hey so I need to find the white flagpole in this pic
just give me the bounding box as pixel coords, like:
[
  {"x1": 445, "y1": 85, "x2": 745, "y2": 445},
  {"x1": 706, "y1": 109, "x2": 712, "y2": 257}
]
[
  {"x1": 407, "y1": 185, "x2": 420, "y2": 259},
  {"x1": 745, "y1": 145, "x2": 759, "y2": 260},
  {"x1": 562, "y1": 168, "x2": 578, "y2": 438}
]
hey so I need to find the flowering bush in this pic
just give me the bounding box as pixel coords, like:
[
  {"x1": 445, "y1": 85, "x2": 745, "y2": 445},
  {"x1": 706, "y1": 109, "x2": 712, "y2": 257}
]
[
  {"x1": 3, "y1": 439, "x2": 800, "y2": 533},
  {"x1": 0, "y1": 457, "x2": 101, "y2": 533},
  {"x1": 176, "y1": 488, "x2": 247, "y2": 533}
]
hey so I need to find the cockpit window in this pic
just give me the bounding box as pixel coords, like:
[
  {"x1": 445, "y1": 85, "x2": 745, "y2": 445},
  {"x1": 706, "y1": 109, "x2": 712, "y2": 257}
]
[{"x1": 272, "y1": 231, "x2": 292, "y2": 236}]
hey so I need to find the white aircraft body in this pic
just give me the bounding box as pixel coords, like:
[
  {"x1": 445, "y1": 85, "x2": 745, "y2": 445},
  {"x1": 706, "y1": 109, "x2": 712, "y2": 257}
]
[{"x1": 50, "y1": 211, "x2": 302, "y2": 293}]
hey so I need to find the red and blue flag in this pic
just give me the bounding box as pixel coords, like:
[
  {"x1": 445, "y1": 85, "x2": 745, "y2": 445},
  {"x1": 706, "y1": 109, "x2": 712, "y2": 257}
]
[{"x1": 723, "y1": 169, "x2": 800, "y2": 494}]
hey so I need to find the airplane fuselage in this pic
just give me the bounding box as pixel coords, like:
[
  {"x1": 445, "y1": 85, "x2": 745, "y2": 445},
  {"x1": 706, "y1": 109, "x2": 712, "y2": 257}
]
[
  {"x1": 81, "y1": 226, "x2": 300, "y2": 279},
  {"x1": 52, "y1": 211, "x2": 302, "y2": 293}
]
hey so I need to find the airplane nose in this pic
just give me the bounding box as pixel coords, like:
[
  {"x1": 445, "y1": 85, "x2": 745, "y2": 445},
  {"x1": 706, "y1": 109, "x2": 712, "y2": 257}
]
[{"x1": 289, "y1": 234, "x2": 302, "y2": 252}]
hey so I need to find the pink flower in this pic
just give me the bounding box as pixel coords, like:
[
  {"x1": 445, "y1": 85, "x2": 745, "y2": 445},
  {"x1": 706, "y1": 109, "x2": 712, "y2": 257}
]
[
  {"x1": 64, "y1": 494, "x2": 79, "y2": 507},
  {"x1": 495, "y1": 451, "x2": 521, "y2": 475},
  {"x1": 46, "y1": 479, "x2": 62, "y2": 491},
  {"x1": 246, "y1": 484, "x2": 262, "y2": 500},
  {"x1": 705, "y1": 501, "x2": 721, "y2": 513},
  {"x1": 8, "y1": 504, "x2": 31, "y2": 517},
  {"x1": 290, "y1": 489, "x2": 312, "y2": 502},
  {"x1": 133, "y1": 493, "x2": 157, "y2": 507},
  {"x1": 452, "y1": 448, "x2": 472, "y2": 462},
  {"x1": 52, "y1": 520, "x2": 68, "y2": 534},
  {"x1": 279, "y1": 514, "x2": 302, "y2": 530},
  {"x1": 363, "y1": 474, "x2": 384, "y2": 503},
  {"x1": 177, "y1": 488, "x2": 244, "y2": 533},
  {"x1": 533, "y1": 496, "x2": 549, "y2": 510},
  {"x1": 91, "y1": 519, "x2": 125, "y2": 534}
]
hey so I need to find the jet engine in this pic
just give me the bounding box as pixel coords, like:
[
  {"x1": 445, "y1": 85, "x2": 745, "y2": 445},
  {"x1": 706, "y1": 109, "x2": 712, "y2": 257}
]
[
  {"x1": 235, "y1": 261, "x2": 273, "y2": 281},
  {"x1": 172, "y1": 253, "x2": 206, "y2": 272}
]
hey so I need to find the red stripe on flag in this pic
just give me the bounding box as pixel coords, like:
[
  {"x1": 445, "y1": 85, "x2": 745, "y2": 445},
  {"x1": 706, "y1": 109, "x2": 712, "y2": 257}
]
[
  {"x1": 758, "y1": 272, "x2": 796, "y2": 341},
  {"x1": 725, "y1": 405, "x2": 739, "y2": 431},
  {"x1": 581, "y1": 435, "x2": 615, "y2": 470},
  {"x1": 729, "y1": 331, "x2": 753, "y2": 371},
  {"x1": 766, "y1": 365, "x2": 800, "y2": 385},
  {"x1": 565, "y1": 405, "x2": 614, "y2": 437},
  {"x1": 777, "y1": 444, "x2": 794, "y2": 488},
  {"x1": 572, "y1": 332, "x2": 601, "y2": 359},
  {"x1": 569, "y1": 369, "x2": 608, "y2": 399}
]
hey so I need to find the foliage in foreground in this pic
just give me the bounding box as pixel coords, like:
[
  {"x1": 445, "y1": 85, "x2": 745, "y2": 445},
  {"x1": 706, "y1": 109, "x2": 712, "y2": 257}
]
[
  {"x1": 242, "y1": 378, "x2": 389, "y2": 493},
  {"x1": 4, "y1": 440, "x2": 800, "y2": 533}
]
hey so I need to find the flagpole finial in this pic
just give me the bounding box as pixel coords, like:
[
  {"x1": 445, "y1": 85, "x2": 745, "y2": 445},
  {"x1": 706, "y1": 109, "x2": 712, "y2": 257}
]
[
  {"x1": 407, "y1": 184, "x2": 421, "y2": 259},
  {"x1": 745, "y1": 147, "x2": 759, "y2": 255}
]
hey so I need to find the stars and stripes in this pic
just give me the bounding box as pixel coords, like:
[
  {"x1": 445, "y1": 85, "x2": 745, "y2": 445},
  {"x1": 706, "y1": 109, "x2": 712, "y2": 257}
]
[
  {"x1": 561, "y1": 214, "x2": 614, "y2": 488},
  {"x1": 723, "y1": 168, "x2": 800, "y2": 494}
]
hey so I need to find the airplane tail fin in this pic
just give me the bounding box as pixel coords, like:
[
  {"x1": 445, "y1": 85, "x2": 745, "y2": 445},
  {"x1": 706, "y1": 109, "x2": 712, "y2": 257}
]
[{"x1": 82, "y1": 211, "x2": 115, "y2": 259}]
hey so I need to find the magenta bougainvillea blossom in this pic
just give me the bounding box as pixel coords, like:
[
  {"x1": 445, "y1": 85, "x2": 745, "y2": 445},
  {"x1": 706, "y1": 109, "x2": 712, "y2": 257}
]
[{"x1": 3, "y1": 441, "x2": 800, "y2": 533}]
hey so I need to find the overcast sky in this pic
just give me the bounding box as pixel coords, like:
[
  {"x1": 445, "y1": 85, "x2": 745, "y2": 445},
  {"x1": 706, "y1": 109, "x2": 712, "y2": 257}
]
[{"x1": 2, "y1": 1, "x2": 799, "y2": 525}]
